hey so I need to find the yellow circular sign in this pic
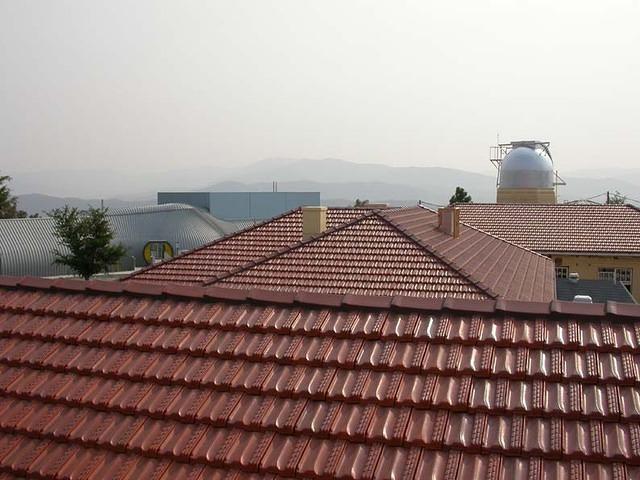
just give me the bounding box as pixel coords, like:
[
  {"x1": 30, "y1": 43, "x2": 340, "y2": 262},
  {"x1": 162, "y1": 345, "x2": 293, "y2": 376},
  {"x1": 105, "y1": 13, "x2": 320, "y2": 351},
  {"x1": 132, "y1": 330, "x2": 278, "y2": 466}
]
[{"x1": 143, "y1": 241, "x2": 174, "y2": 265}]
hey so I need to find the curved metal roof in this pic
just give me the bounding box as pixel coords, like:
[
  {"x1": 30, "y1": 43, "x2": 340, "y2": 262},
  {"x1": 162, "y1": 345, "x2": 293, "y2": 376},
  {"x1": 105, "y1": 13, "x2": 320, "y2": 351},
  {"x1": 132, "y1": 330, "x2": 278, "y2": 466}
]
[
  {"x1": 0, "y1": 203, "x2": 232, "y2": 277},
  {"x1": 500, "y1": 146, "x2": 555, "y2": 189}
]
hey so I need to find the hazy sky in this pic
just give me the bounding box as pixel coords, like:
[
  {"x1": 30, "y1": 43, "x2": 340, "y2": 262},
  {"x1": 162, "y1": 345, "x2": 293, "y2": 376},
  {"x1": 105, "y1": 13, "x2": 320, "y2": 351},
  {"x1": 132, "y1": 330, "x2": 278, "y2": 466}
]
[{"x1": 1, "y1": 0, "x2": 639, "y2": 175}]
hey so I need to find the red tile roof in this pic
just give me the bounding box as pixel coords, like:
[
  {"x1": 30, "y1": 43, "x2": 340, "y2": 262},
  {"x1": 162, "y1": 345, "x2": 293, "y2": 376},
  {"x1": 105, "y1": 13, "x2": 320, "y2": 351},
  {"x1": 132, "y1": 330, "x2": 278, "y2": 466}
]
[
  {"x1": 380, "y1": 207, "x2": 556, "y2": 302},
  {"x1": 128, "y1": 206, "x2": 555, "y2": 302},
  {"x1": 456, "y1": 203, "x2": 640, "y2": 254},
  {"x1": 125, "y1": 208, "x2": 370, "y2": 285},
  {"x1": 1, "y1": 276, "x2": 640, "y2": 479},
  {"x1": 215, "y1": 212, "x2": 492, "y2": 300},
  {"x1": 213, "y1": 207, "x2": 554, "y2": 302}
]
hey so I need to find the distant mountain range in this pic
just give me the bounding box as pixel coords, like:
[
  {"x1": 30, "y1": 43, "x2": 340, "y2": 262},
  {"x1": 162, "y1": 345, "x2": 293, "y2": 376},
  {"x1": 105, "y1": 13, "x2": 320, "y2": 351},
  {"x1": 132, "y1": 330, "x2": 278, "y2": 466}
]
[{"x1": 14, "y1": 158, "x2": 640, "y2": 215}]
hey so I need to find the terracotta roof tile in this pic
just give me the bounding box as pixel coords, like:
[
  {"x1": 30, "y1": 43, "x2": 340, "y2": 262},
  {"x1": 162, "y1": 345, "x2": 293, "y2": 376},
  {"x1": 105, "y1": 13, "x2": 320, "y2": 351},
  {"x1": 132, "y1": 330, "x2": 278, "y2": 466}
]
[
  {"x1": 381, "y1": 206, "x2": 556, "y2": 302},
  {"x1": 215, "y1": 213, "x2": 493, "y2": 300},
  {"x1": 125, "y1": 208, "x2": 369, "y2": 285},
  {"x1": 457, "y1": 203, "x2": 640, "y2": 254},
  {"x1": 212, "y1": 207, "x2": 554, "y2": 302},
  {"x1": 0, "y1": 277, "x2": 640, "y2": 478},
  {"x1": 126, "y1": 206, "x2": 554, "y2": 302}
]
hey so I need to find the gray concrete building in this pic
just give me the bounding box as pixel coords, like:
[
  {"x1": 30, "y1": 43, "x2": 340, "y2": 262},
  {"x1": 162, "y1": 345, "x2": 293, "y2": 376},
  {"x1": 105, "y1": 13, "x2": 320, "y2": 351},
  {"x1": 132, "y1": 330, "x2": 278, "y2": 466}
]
[{"x1": 157, "y1": 191, "x2": 320, "y2": 221}]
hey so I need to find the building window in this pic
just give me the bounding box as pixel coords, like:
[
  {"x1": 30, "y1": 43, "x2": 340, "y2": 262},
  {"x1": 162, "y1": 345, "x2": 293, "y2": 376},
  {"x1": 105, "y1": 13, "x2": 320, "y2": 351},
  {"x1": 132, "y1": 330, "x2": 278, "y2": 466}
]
[
  {"x1": 598, "y1": 267, "x2": 633, "y2": 291},
  {"x1": 555, "y1": 266, "x2": 569, "y2": 278}
]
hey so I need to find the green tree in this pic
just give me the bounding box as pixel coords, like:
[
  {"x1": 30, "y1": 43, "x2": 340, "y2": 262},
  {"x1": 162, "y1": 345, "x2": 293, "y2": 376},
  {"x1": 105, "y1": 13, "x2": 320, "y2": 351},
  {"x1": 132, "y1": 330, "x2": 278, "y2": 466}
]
[
  {"x1": 449, "y1": 186, "x2": 472, "y2": 205},
  {"x1": 0, "y1": 174, "x2": 27, "y2": 218},
  {"x1": 354, "y1": 198, "x2": 369, "y2": 207},
  {"x1": 50, "y1": 206, "x2": 126, "y2": 279},
  {"x1": 607, "y1": 191, "x2": 626, "y2": 205}
]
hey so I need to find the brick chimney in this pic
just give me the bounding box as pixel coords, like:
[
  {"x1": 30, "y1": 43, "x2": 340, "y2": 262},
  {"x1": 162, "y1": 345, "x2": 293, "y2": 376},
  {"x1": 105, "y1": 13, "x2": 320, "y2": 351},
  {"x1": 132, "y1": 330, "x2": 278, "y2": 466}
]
[
  {"x1": 302, "y1": 206, "x2": 327, "y2": 240},
  {"x1": 438, "y1": 206, "x2": 460, "y2": 238}
]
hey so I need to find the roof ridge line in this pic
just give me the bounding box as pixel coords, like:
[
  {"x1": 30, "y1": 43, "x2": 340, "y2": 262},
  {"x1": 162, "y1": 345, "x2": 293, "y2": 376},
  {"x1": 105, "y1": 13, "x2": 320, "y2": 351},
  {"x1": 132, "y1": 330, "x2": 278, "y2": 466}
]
[
  {"x1": 374, "y1": 210, "x2": 498, "y2": 299},
  {"x1": 201, "y1": 210, "x2": 378, "y2": 286},
  {"x1": 121, "y1": 206, "x2": 306, "y2": 281},
  {"x1": 458, "y1": 221, "x2": 552, "y2": 260},
  {"x1": 5, "y1": 275, "x2": 640, "y2": 319},
  {"x1": 419, "y1": 203, "x2": 551, "y2": 260}
]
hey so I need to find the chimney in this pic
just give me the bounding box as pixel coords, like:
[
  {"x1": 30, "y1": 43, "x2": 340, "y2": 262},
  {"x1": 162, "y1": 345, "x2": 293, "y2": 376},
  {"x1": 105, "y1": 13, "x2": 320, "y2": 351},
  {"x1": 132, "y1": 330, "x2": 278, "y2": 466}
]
[
  {"x1": 302, "y1": 206, "x2": 327, "y2": 240},
  {"x1": 438, "y1": 207, "x2": 460, "y2": 238}
]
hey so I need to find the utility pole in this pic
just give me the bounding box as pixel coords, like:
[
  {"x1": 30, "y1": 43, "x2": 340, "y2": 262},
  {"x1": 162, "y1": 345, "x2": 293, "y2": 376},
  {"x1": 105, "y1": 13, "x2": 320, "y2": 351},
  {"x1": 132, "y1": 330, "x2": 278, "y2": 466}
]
[{"x1": 606, "y1": 191, "x2": 610, "y2": 204}]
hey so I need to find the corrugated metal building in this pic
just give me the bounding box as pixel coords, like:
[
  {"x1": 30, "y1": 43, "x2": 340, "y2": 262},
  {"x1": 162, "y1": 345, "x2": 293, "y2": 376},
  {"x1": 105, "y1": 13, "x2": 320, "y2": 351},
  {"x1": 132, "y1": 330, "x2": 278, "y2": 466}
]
[{"x1": 0, "y1": 203, "x2": 243, "y2": 277}]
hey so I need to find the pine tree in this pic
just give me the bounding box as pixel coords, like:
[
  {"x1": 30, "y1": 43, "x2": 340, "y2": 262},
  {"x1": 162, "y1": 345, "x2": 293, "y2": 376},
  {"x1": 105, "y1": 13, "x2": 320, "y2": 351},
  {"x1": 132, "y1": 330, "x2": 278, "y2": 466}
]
[{"x1": 449, "y1": 186, "x2": 472, "y2": 205}]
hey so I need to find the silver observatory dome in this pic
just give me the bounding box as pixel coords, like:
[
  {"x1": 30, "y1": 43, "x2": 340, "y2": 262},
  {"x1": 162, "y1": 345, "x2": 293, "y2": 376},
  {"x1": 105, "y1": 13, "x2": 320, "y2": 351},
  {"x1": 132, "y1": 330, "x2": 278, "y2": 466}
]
[{"x1": 499, "y1": 146, "x2": 554, "y2": 189}]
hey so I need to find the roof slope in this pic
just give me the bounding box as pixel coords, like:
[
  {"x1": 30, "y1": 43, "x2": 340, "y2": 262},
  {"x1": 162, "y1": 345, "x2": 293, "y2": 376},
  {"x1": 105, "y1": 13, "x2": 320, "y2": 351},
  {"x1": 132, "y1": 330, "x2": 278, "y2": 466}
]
[
  {"x1": 381, "y1": 207, "x2": 556, "y2": 302},
  {"x1": 216, "y1": 213, "x2": 491, "y2": 299},
  {"x1": 0, "y1": 203, "x2": 228, "y2": 277},
  {"x1": 456, "y1": 203, "x2": 640, "y2": 254},
  {"x1": 214, "y1": 207, "x2": 555, "y2": 302},
  {"x1": 125, "y1": 208, "x2": 369, "y2": 285},
  {"x1": 556, "y1": 278, "x2": 636, "y2": 304},
  {"x1": 0, "y1": 277, "x2": 639, "y2": 479}
]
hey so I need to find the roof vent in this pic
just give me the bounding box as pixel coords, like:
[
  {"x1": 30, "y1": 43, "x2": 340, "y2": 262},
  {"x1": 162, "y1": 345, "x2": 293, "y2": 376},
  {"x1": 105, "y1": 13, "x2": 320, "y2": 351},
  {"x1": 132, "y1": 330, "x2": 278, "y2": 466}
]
[
  {"x1": 573, "y1": 295, "x2": 593, "y2": 303},
  {"x1": 438, "y1": 207, "x2": 460, "y2": 238},
  {"x1": 568, "y1": 272, "x2": 580, "y2": 283},
  {"x1": 302, "y1": 206, "x2": 327, "y2": 240}
]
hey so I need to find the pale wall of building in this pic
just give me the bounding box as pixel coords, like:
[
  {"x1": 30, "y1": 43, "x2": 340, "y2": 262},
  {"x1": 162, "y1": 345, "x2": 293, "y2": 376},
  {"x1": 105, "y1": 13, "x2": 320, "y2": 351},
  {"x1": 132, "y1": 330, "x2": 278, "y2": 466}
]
[
  {"x1": 497, "y1": 188, "x2": 556, "y2": 204},
  {"x1": 158, "y1": 192, "x2": 321, "y2": 221},
  {"x1": 550, "y1": 254, "x2": 640, "y2": 299}
]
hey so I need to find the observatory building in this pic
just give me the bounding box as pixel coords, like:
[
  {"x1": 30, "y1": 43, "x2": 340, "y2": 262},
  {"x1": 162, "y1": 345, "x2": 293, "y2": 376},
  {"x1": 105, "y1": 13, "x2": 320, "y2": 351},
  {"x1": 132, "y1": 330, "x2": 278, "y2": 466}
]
[{"x1": 491, "y1": 140, "x2": 559, "y2": 204}]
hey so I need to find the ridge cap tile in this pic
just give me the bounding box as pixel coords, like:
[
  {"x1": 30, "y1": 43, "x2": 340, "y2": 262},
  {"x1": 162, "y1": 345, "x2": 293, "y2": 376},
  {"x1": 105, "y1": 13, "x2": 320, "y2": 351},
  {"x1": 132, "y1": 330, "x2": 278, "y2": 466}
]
[
  {"x1": 17, "y1": 277, "x2": 54, "y2": 289},
  {"x1": 0, "y1": 276, "x2": 24, "y2": 287},
  {"x1": 443, "y1": 297, "x2": 497, "y2": 313},
  {"x1": 390, "y1": 295, "x2": 445, "y2": 311},
  {"x1": 203, "y1": 286, "x2": 248, "y2": 302},
  {"x1": 7, "y1": 276, "x2": 640, "y2": 323},
  {"x1": 495, "y1": 299, "x2": 551, "y2": 315},
  {"x1": 341, "y1": 293, "x2": 392, "y2": 309},
  {"x1": 51, "y1": 279, "x2": 87, "y2": 292},
  {"x1": 606, "y1": 301, "x2": 640, "y2": 318},
  {"x1": 161, "y1": 284, "x2": 206, "y2": 300},
  {"x1": 551, "y1": 300, "x2": 606, "y2": 317},
  {"x1": 85, "y1": 280, "x2": 125, "y2": 293},
  {"x1": 294, "y1": 291, "x2": 343, "y2": 308},
  {"x1": 247, "y1": 289, "x2": 295, "y2": 305},
  {"x1": 121, "y1": 281, "x2": 164, "y2": 297}
]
